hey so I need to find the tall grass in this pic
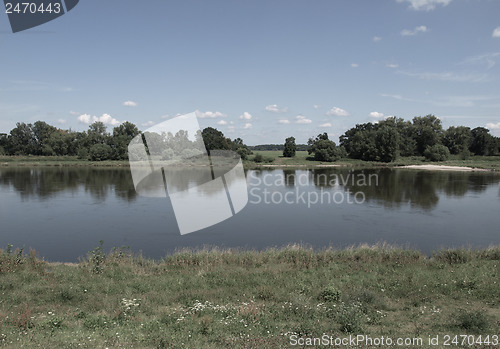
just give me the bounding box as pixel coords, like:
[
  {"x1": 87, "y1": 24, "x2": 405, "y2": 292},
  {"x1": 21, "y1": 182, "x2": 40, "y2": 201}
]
[{"x1": 0, "y1": 244, "x2": 499, "y2": 348}]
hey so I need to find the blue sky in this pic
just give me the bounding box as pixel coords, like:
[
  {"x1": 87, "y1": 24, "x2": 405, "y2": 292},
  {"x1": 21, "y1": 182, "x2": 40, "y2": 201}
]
[{"x1": 1, "y1": 0, "x2": 500, "y2": 144}]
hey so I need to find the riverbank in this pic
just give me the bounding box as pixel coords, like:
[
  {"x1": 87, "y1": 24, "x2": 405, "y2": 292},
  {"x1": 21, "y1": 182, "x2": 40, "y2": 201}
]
[
  {"x1": 0, "y1": 244, "x2": 498, "y2": 348},
  {"x1": 1, "y1": 152, "x2": 500, "y2": 171}
]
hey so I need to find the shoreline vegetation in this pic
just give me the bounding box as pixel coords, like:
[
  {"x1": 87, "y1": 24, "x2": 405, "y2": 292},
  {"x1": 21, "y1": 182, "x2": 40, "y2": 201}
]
[
  {"x1": 1, "y1": 151, "x2": 500, "y2": 171},
  {"x1": 0, "y1": 243, "x2": 498, "y2": 348}
]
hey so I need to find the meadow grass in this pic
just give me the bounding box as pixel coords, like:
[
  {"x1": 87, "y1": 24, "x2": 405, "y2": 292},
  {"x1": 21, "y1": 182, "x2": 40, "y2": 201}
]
[
  {"x1": 2, "y1": 153, "x2": 500, "y2": 170},
  {"x1": 246, "y1": 151, "x2": 500, "y2": 171},
  {"x1": 0, "y1": 244, "x2": 499, "y2": 348}
]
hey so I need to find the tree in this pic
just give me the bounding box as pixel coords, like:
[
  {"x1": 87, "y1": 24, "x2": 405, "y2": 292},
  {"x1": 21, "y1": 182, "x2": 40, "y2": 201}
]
[
  {"x1": 375, "y1": 126, "x2": 400, "y2": 162},
  {"x1": 308, "y1": 133, "x2": 342, "y2": 162},
  {"x1": 111, "y1": 122, "x2": 140, "y2": 160},
  {"x1": 379, "y1": 117, "x2": 416, "y2": 156},
  {"x1": 470, "y1": 127, "x2": 496, "y2": 156},
  {"x1": 424, "y1": 144, "x2": 450, "y2": 162},
  {"x1": 87, "y1": 122, "x2": 109, "y2": 146},
  {"x1": 283, "y1": 137, "x2": 296, "y2": 157},
  {"x1": 7, "y1": 122, "x2": 36, "y2": 155},
  {"x1": 412, "y1": 115, "x2": 443, "y2": 155},
  {"x1": 442, "y1": 126, "x2": 472, "y2": 155},
  {"x1": 231, "y1": 137, "x2": 252, "y2": 160},
  {"x1": 339, "y1": 123, "x2": 376, "y2": 155},
  {"x1": 201, "y1": 127, "x2": 231, "y2": 154},
  {"x1": 32, "y1": 121, "x2": 57, "y2": 155},
  {"x1": 89, "y1": 144, "x2": 112, "y2": 161}
]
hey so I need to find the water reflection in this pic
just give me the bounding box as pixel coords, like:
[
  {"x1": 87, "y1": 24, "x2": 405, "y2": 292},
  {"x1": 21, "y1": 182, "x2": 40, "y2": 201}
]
[
  {"x1": 0, "y1": 167, "x2": 138, "y2": 202},
  {"x1": 252, "y1": 168, "x2": 500, "y2": 210},
  {"x1": 0, "y1": 167, "x2": 499, "y2": 210}
]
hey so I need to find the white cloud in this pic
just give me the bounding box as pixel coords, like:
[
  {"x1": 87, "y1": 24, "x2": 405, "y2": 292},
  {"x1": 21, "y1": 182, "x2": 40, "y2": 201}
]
[
  {"x1": 77, "y1": 114, "x2": 92, "y2": 124},
  {"x1": 77, "y1": 113, "x2": 120, "y2": 126},
  {"x1": 493, "y1": 27, "x2": 500, "y2": 38},
  {"x1": 278, "y1": 119, "x2": 290, "y2": 124},
  {"x1": 396, "y1": 0, "x2": 451, "y2": 11},
  {"x1": 69, "y1": 111, "x2": 80, "y2": 116},
  {"x1": 243, "y1": 123, "x2": 252, "y2": 129},
  {"x1": 265, "y1": 104, "x2": 288, "y2": 113},
  {"x1": 319, "y1": 122, "x2": 332, "y2": 127},
  {"x1": 239, "y1": 112, "x2": 252, "y2": 120},
  {"x1": 373, "y1": 36, "x2": 382, "y2": 42},
  {"x1": 386, "y1": 63, "x2": 399, "y2": 68},
  {"x1": 217, "y1": 120, "x2": 228, "y2": 125},
  {"x1": 401, "y1": 25, "x2": 428, "y2": 36},
  {"x1": 369, "y1": 112, "x2": 385, "y2": 119},
  {"x1": 142, "y1": 121, "x2": 155, "y2": 127},
  {"x1": 486, "y1": 122, "x2": 500, "y2": 129},
  {"x1": 123, "y1": 101, "x2": 138, "y2": 107},
  {"x1": 313, "y1": 104, "x2": 320, "y2": 109},
  {"x1": 195, "y1": 110, "x2": 227, "y2": 118},
  {"x1": 326, "y1": 107, "x2": 350, "y2": 116},
  {"x1": 351, "y1": 63, "x2": 359, "y2": 68},
  {"x1": 295, "y1": 115, "x2": 312, "y2": 124},
  {"x1": 400, "y1": 71, "x2": 488, "y2": 82},
  {"x1": 459, "y1": 52, "x2": 500, "y2": 70},
  {"x1": 57, "y1": 119, "x2": 66, "y2": 124},
  {"x1": 99, "y1": 114, "x2": 121, "y2": 126}
]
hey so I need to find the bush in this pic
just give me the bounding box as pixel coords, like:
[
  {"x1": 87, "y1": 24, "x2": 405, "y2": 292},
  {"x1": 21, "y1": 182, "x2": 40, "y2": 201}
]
[
  {"x1": 253, "y1": 154, "x2": 274, "y2": 163},
  {"x1": 76, "y1": 147, "x2": 88, "y2": 160},
  {"x1": 424, "y1": 144, "x2": 450, "y2": 162},
  {"x1": 89, "y1": 144, "x2": 112, "y2": 161},
  {"x1": 319, "y1": 286, "x2": 342, "y2": 302},
  {"x1": 457, "y1": 310, "x2": 489, "y2": 333}
]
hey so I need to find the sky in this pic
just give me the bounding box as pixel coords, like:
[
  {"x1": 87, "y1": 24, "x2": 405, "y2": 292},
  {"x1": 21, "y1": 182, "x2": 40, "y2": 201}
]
[{"x1": 1, "y1": 0, "x2": 500, "y2": 145}]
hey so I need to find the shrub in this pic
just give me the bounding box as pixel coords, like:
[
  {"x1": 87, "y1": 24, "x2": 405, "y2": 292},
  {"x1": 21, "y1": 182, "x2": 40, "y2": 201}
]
[
  {"x1": 332, "y1": 302, "x2": 364, "y2": 333},
  {"x1": 77, "y1": 147, "x2": 89, "y2": 160},
  {"x1": 89, "y1": 144, "x2": 112, "y2": 161},
  {"x1": 319, "y1": 285, "x2": 342, "y2": 302},
  {"x1": 424, "y1": 144, "x2": 450, "y2": 161},
  {"x1": 457, "y1": 310, "x2": 489, "y2": 333},
  {"x1": 253, "y1": 154, "x2": 274, "y2": 163}
]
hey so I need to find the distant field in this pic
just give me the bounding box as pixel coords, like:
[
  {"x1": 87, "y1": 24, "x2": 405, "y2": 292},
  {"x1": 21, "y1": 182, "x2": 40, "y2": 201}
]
[
  {"x1": 246, "y1": 151, "x2": 500, "y2": 170},
  {"x1": 0, "y1": 244, "x2": 499, "y2": 348},
  {"x1": 2, "y1": 153, "x2": 500, "y2": 170}
]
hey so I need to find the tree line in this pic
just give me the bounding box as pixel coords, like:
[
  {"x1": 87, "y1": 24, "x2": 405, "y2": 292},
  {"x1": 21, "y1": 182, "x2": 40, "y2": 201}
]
[
  {"x1": 290, "y1": 115, "x2": 500, "y2": 162},
  {"x1": 0, "y1": 121, "x2": 252, "y2": 161},
  {"x1": 1, "y1": 115, "x2": 499, "y2": 163}
]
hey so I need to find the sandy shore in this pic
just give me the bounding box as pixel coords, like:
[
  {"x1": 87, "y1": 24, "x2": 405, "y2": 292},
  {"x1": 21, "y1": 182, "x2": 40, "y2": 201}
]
[{"x1": 399, "y1": 165, "x2": 489, "y2": 172}]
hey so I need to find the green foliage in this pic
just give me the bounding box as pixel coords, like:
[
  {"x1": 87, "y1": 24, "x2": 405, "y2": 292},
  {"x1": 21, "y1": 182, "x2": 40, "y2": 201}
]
[
  {"x1": 375, "y1": 125, "x2": 400, "y2": 162},
  {"x1": 412, "y1": 115, "x2": 443, "y2": 155},
  {"x1": 424, "y1": 144, "x2": 450, "y2": 161},
  {"x1": 89, "y1": 144, "x2": 112, "y2": 161},
  {"x1": 87, "y1": 240, "x2": 106, "y2": 274},
  {"x1": 457, "y1": 310, "x2": 489, "y2": 333},
  {"x1": 253, "y1": 153, "x2": 274, "y2": 163},
  {"x1": 443, "y1": 126, "x2": 472, "y2": 155},
  {"x1": 283, "y1": 136, "x2": 296, "y2": 157},
  {"x1": 77, "y1": 147, "x2": 89, "y2": 160},
  {"x1": 470, "y1": 127, "x2": 496, "y2": 156},
  {"x1": 0, "y1": 244, "x2": 499, "y2": 347},
  {"x1": 308, "y1": 133, "x2": 343, "y2": 162},
  {"x1": 332, "y1": 302, "x2": 365, "y2": 333},
  {"x1": 201, "y1": 127, "x2": 231, "y2": 153},
  {"x1": 110, "y1": 121, "x2": 140, "y2": 160},
  {"x1": 319, "y1": 286, "x2": 342, "y2": 302}
]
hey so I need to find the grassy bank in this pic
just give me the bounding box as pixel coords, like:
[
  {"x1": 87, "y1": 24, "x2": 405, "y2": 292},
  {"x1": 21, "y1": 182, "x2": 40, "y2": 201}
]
[
  {"x1": 0, "y1": 244, "x2": 499, "y2": 348},
  {"x1": 0, "y1": 156, "x2": 129, "y2": 167},
  {"x1": 247, "y1": 151, "x2": 500, "y2": 171},
  {"x1": 1, "y1": 153, "x2": 500, "y2": 170}
]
